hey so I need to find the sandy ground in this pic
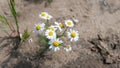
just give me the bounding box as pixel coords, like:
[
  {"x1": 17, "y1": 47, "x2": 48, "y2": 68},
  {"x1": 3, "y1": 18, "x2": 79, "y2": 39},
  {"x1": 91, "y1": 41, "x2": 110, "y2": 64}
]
[{"x1": 0, "y1": 0, "x2": 120, "y2": 68}]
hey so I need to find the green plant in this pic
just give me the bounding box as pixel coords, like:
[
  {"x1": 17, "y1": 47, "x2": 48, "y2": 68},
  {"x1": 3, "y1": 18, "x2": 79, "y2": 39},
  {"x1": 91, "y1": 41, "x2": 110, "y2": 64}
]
[
  {"x1": 0, "y1": 0, "x2": 19, "y2": 36},
  {"x1": 8, "y1": 0, "x2": 20, "y2": 36},
  {"x1": 0, "y1": 0, "x2": 30, "y2": 49},
  {"x1": 33, "y1": 12, "x2": 79, "y2": 56},
  {"x1": 47, "y1": 0, "x2": 53, "y2": 3},
  {"x1": 37, "y1": 34, "x2": 49, "y2": 55},
  {"x1": 21, "y1": 29, "x2": 30, "y2": 43}
]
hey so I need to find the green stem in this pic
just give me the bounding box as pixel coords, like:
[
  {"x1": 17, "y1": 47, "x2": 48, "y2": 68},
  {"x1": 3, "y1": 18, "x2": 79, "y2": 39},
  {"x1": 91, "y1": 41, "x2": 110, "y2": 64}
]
[
  {"x1": 8, "y1": 0, "x2": 20, "y2": 36},
  {"x1": 7, "y1": 22, "x2": 13, "y2": 31},
  {"x1": 45, "y1": 20, "x2": 50, "y2": 29},
  {"x1": 10, "y1": 23, "x2": 15, "y2": 31},
  {"x1": 38, "y1": 45, "x2": 49, "y2": 56},
  {"x1": 14, "y1": 16, "x2": 20, "y2": 36},
  {"x1": 47, "y1": 20, "x2": 50, "y2": 26},
  {"x1": 6, "y1": 20, "x2": 15, "y2": 32},
  {"x1": 58, "y1": 27, "x2": 68, "y2": 38}
]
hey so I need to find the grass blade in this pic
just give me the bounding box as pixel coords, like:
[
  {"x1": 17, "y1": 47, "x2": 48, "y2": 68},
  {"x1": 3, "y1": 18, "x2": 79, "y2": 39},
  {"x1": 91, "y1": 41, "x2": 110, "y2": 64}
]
[
  {"x1": 0, "y1": 15, "x2": 8, "y2": 25},
  {"x1": 21, "y1": 29, "x2": 30, "y2": 43},
  {"x1": 0, "y1": 26, "x2": 10, "y2": 30},
  {"x1": 8, "y1": 0, "x2": 20, "y2": 35},
  {"x1": 0, "y1": 15, "x2": 13, "y2": 31},
  {"x1": 47, "y1": 0, "x2": 53, "y2": 3}
]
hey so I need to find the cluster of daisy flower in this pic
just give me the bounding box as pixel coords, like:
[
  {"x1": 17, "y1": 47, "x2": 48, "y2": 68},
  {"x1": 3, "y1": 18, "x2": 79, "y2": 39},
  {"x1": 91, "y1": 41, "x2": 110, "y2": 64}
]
[{"x1": 33, "y1": 12, "x2": 79, "y2": 52}]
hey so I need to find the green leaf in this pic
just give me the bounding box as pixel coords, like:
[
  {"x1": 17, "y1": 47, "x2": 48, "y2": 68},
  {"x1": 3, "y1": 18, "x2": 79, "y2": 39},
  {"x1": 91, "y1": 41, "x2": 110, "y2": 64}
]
[
  {"x1": 8, "y1": 0, "x2": 16, "y2": 21},
  {"x1": 0, "y1": 26, "x2": 10, "y2": 30},
  {"x1": 38, "y1": 34, "x2": 49, "y2": 46},
  {"x1": 9, "y1": 0, "x2": 16, "y2": 18},
  {"x1": 47, "y1": 0, "x2": 53, "y2": 3},
  {"x1": 8, "y1": 0, "x2": 20, "y2": 35},
  {"x1": 21, "y1": 29, "x2": 30, "y2": 43},
  {"x1": 0, "y1": 15, "x2": 12, "y2": 30},
  {"x1": 0, "y1": 15, "x2": 8, "y2": 25}
]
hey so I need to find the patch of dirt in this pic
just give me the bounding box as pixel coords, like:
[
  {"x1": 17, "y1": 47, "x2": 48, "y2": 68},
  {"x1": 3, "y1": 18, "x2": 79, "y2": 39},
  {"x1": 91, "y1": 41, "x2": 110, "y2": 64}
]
[
  {"x1": 89, "y1": 34, "x2": 120, "y2": 64},
  {"x1": 0, "y1": 0, "x2": 120, "y2": 68}
]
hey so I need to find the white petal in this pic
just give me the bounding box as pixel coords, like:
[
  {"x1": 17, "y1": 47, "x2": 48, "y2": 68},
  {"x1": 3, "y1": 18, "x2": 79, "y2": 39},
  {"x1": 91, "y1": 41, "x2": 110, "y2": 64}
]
[
  {"x1": 54, "y1": 48, "x2": 57, "y2": 52},
  {"x1": 66, "y1": 49, "x2": 69, "y2": 52},
  {"x1": 57, "y1": 47, "x2": 60, "y2": 51},
  {"x1": 70, "y1": 38, "x2": 73, "y2": 41},
  {"x1": 60, "y1": 40, "x2": 63, "y2": 43}
]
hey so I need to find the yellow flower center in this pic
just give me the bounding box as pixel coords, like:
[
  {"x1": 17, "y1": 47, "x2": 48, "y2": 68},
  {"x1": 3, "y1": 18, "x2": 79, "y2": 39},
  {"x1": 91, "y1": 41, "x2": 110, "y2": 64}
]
[
  {"x1": 59, "y1": 23, "x2": 64, "y2": 28},
  {"x1": 53, "y1": 41, "x2": 60, "y2": 47},
  {"x1": 49, "y1": 31, "x2": 53, "y2": 36},
  {"x1": 41, "y1": 13, "x2": 46, "y2": 17},
  {"x1": 36, "y1": 25, "x2": 41, "y2": 30},
  {"x1": 67, "y1": 21, "x2": 72, "y2": 26},
  {"x1": 47, "y1": 15, "x2": 50, "y2": 19},
  {"x1": 48, "y1": 27, "x2": 54, "y2": 31},
  {"x1": 66, "y1": 45, "x2": 70, "y2": 49},
  {"x1": 71, "y1": 32, "x2": 76, "y2": 38}
]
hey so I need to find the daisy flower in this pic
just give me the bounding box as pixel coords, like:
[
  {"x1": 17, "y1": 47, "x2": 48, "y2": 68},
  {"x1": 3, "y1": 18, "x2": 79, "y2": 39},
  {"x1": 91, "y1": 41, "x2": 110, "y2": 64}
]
[
  {"x1": 45, "y1": 29, "x2": 56, "y2": 40},
  {"x1": 55, "y1": 22, "x2": 64, "y2": 32},
  {"x1": 39, "y1": 12, "x2": 48, "y2": 19},
  {"x1": 65, "y1": 20, "x2": 74, "y2": 27},
  {"x1": 49, "y1": 38, "x2": 63, "y2": 52},
  {"x1": 64, "y1": 45, "x2": 72, "y2": 52},
  {"x1": 33, "y1": 23, "x2": 45, "y2": 34},
  {"x1": 48, "y1": 25, "x2": 57, "y2": 31},
  {"x1": 46, "y1": 14, "x2": 53, "y2": 20},
  {"x1": 67, "y1": 29, "x2": 79, "y2": 42}
]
